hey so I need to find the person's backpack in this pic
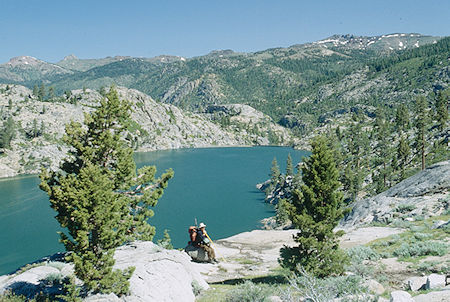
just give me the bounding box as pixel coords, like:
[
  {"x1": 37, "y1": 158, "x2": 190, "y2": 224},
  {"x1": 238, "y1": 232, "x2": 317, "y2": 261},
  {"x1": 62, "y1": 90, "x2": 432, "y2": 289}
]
[{"x1": 188, "y1": 226, "x2": 197, "y2": 244}]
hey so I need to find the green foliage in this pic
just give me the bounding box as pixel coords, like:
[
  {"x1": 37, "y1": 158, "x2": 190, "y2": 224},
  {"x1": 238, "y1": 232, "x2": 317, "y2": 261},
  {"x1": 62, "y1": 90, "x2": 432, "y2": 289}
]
[
  {"x1": 414, "y1": 95, "x2": 429, "y2": 170},
  {"x1": 395, "y1": 104, "x2": 410, "y2": 132},
  {"x1": 395, "y1": 204, "x2": 416, "y2": 214},
  {"x1": 346, "y1": 246, "x2": 380, "y2": 262},
  {"x1": 280, "y1": 136, "x2": 348, "y2": 277},
  {"x1": 286, "y1": 267, "x2": 369, "y2": 302},
  {"x1": 396, "y1": 135, "x2": 411, "y2": 180},
  {"x1": 38, "y1": 83, "x2": 46, "y2": 101},
  {"x1": 435, "y1": 88, "x2": 449, "y2": 131},
  {"x1": 393, "y1": 241, "x2": 448, "y2": 258},
  {"x1": 275, "y1": 199, "x2": 290, "y2": 225},
  {"x1": 270, "y1": 157, "x2": 281, "y2": 184},
  {"x1": 39, "y1": 87, "x2": 173, "y2": 295},
  {"x1": 286, "y1": 153, "x2": 294, "y2": 176},
  {"x1": 57, "y1": 276, "x2": 82, "y2": 302},
  {"x1": 157, "y1": 229, "x2": 173, "y2": 249},
  {"x1": 191, "y1": 280, "x2": 203, "y2": 297},
  {"x1": 0, "y1": 291, "x2": 27, "y2": 302},
  {"x1": 0, "y1": 116, "x2": 16, "y2": 149},
  {"x1": 225, "y1": 281, "x2": 275, "y2": 302}
]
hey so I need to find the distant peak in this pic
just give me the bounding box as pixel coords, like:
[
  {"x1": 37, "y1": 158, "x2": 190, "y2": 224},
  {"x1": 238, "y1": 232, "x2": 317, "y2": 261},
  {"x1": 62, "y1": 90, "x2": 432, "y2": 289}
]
[
  {"x1": 207, "y1": 49, "x2": 235, "y2": 57},
  {"x1": 63, "y1": 54, "x2": 78, "y2": 61},
  {"x1": 5, "y1": 56, "x2": 42, "y2": 66}
]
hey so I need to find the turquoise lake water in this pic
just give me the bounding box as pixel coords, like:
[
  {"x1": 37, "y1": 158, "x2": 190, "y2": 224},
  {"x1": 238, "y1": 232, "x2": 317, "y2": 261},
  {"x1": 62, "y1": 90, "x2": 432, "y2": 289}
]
[{"x1": 0, "y1": 146, "x2": 308, "y2": 275}]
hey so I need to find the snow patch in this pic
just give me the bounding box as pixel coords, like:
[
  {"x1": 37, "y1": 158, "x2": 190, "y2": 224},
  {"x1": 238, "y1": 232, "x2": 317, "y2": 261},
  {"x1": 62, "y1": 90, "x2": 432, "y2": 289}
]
[
  {"x1": 367, "y1": 41, "x2": 375, "y2": 46},
  {"x1": 385, "y1": 34, "x2": 400, "y2": 38},
  {"x1": 414, "y1": 41, "x2": 420, "y2": 47},
  {"x1": 399, "y1": 41, "x2": 404, "y2": 47}
]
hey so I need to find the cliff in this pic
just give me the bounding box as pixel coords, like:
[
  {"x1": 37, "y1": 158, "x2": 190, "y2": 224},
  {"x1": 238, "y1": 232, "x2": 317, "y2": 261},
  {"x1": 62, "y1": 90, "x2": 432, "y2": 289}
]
[{"x1": 0, "y1": 84, "x2": 297, "y2": 178}]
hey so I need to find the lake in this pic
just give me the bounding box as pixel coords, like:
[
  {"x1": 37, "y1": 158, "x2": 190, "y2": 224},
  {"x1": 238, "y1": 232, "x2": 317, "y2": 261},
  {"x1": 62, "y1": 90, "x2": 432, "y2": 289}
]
[{"x1": 0, "y1": 146, "x2": 308, "y2": 275}]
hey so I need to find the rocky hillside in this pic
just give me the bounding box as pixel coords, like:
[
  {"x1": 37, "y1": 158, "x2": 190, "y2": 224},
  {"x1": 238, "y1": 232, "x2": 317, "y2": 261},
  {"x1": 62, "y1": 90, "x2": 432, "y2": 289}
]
[
  {"x1": 0, "y1": 84, "x2": 295, "y2": 178},
  {"x1": 0, "y1": 34, "x2": 446, "y2": 132},
  {"x1": 341, "y1": 160, "x2": 450, "y2": 228}
]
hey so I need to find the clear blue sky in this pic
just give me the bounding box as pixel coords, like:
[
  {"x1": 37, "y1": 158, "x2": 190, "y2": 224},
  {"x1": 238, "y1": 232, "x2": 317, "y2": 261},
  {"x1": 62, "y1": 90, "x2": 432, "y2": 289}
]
[{"x1": 0, "y1": 0, "x2": 449, "y2": 63}]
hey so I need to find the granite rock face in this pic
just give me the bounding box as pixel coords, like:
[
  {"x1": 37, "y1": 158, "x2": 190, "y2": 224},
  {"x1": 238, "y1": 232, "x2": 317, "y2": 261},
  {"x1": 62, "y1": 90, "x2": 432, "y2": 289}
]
[
  {"x1": 340, "y1": 161, "x2": 450, "y2": 228},
  {"x1": 0, "y1": 84, "x2": 296, "y2": 178},
  {"x1": 0, "y1": 241, "x2": 208, "y2": 302}
]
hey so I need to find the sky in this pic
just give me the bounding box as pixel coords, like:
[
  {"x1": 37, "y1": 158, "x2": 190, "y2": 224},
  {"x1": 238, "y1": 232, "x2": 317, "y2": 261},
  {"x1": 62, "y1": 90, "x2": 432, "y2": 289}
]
[{"x1": 0, "y1": 0, "x2": 449, "y2": 63}]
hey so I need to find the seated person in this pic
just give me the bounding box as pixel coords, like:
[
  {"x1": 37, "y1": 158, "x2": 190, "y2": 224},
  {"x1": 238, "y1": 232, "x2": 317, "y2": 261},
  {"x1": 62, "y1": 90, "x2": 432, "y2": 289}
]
[{"x1": 193, "y1": 222, "x2": 217, "y2": 263}]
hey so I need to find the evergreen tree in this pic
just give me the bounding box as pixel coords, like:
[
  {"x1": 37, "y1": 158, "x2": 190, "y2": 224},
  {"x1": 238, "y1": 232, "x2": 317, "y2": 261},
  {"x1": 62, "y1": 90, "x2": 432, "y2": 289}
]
[
  {"x1": 38, "y1": 83, "x2": 46, "y2": 101},
  {"x1": 435, "y1": 89, "x2": 448, "y2": 131},
  {"x1": 270, "y1": 157, "x2": 281, "y2": 184},
  {"x1": 32, "y1": 85, "x2": 39, "y2": 97},
  {"x1": 280, "y1": 136, "x2": 347, "y2": 277},
  {"x1": 374, "y1": 108, "x2": 391, "y2": 191},
  {"x1": 341, "y1": 117, "x2": 367, "y2": 201},
  {"x1": 395, "y1": 104, "x2": 410, "y2": 133},
  {"x1": 414, "y1": 96, "x2": 429, "y2": 170},
  {"x1": 48, "y1": 86, "x2": 55, "y2": 100},
  {"x1": 286, "y1": 153, "x2": 294, "y2": 176},
  {"x1": 397, "y1": 135, "x2": 410, "y2": 180},
  {"x1": 39, "y1": 87, "x2": 173, "y2": 295},
  {"x1": 0, "y1": 117, "x2": 15, "y2": 149}
]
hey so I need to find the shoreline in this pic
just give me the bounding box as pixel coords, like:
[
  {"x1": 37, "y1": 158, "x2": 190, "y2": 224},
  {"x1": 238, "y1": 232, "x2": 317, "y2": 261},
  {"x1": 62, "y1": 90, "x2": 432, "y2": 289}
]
[{"x1": 1, "y1": 143, "x2": 300, "y2": 180}]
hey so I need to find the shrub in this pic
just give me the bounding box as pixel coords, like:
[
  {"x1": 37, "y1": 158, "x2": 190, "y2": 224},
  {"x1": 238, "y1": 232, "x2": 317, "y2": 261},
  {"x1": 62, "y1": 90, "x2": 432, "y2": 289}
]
[
  {"x1": 413, "y1": 233, "x2": 432, "y2": 241},
  {"x1": 391, "y1": 219, "x2": 411, "y2": 228},
  {"x1": 347, "y1": 246, "x2": 380, "y2": 262},
  {"x1": 396, "y1": 204, "x2": 416, "y2": 213},
  {"x1": 284, "y1": 266, "x2": 369, "y2": 302},
  {"x1": 191, "y1": 280, "x2": 203, "y2": 296},
  {"x1": 393, "y1": 241, "x2": 448, "y2": 258},
  {"x1": 226, "y1": 281, "x2": 274, "y2": 302}
]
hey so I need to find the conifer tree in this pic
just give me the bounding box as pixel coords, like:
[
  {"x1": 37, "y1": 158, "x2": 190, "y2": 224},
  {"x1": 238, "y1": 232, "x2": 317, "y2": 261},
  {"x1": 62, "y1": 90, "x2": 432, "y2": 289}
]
[
  {"x1": 286, "y1": 153, "x2": 294, "y2": 176},
  {"x1": 395, "y1": 104, "x2": 410, "y2": 133},
  {"x1": 0, "y1": 116, "x2": 15, "y2": 149},
  {"x1": 373, "y1": 108, "x2": 392, "y2": 191},
  {"x1": 435, "y1": 89, "x2": 448, "y2": 131},
  {"x1": 40, "y1": 87, "x2": 173, "y2": 295},
  {"x1": 280, "y1": 136, "x2": 347, "y2": 277},
  {"x1": 397, "y1": 135, "x2": 410, "y2": 180},
  {"x1": 414, "y1": 96, "x2": 429, "y2": 170},
  {"x1": 32, "y1": 85, "x2": 39, "y2": 97},
  {"x1": 270, "y1": 157, "x2": 281, "y2": 184},
  {"x1": 38, "y1": 83, "x2": 46, "y2": 101}
]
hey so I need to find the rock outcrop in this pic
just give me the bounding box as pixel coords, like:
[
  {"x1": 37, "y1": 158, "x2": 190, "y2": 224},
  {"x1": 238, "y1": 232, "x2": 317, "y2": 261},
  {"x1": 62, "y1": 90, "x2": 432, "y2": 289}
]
[
  {"x1": 341, "y1": 161, "x2": 450, "y2": 228},
  {"x1": 0, "y1": 84, "x2": 296, "y2": 178},
  {"x1": 0, "y1": 241, "x2": 208, "y2": 302}
]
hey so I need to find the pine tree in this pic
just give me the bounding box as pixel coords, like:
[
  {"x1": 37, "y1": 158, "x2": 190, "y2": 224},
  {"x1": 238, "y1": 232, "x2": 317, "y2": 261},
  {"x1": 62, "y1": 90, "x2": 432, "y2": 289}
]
[
  {"x1": 270, "y1": 157, "x2": 281, "y2": 184},
  {"x1": 38, "y1": 83, "x2": 46, "y2": 101},
  {"x1": 48, "y1": 86, "x2": 55, "y2": 100},
  {"x1": 39, "y1": 87, "x2": 173, "y2": 295},
  {"x1": 373, "y1": 108, "x2": 392, "y2": 191},
  {"x1": 0, "y1": 117, "x2": 15, "y2": 149},
  {"x1": 414, "y1": 96, "x2": 429, "y2": 170},
  {"x1": 435, "y1": 89, "x2": 448, "y2": 131},
  {"x1": 395, "y1": 104, "x2": 410, "y2": 133},
  {"x1": 280, "y1": 136, "x2": 347, "y2": 277},
  {"x1": 397, "y1": 135, "x2": 410, "y2": 180},
  {"x1": 286, "y1": 153, "x2": 294, "y2": 176},
  {"x1": 32, "y1": 85, "x2": 39, "y2": 97}
]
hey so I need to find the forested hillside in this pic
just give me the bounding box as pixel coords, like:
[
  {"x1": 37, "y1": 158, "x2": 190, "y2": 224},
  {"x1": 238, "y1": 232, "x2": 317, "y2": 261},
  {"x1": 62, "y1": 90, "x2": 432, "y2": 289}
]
[{"x1": 0, "y1": 34, "x2": 447, "y2": 136}]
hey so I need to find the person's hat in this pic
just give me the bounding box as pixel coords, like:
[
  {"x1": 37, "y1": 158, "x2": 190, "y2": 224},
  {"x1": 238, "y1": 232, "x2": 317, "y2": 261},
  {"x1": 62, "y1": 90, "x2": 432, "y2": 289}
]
[{"x1": 199, "y1": 222, "x2": 206, "y2": 228}]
